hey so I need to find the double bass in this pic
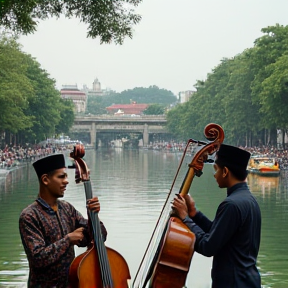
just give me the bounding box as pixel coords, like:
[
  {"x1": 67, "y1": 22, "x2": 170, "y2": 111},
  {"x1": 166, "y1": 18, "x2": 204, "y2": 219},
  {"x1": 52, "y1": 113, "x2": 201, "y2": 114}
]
[
  {"x1": 68, "y1": 144, "x2": 131, "y2": 288},
  {"x1": 133, "y1": 123, "x2": 224, "y2": 288}
]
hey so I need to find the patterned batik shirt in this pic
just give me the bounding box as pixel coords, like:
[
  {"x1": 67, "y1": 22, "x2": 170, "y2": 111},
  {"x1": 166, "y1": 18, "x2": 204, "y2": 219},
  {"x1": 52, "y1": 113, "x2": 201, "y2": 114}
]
[{"x1": 19, "y1": 197, "x2": 107, "y2": 288}]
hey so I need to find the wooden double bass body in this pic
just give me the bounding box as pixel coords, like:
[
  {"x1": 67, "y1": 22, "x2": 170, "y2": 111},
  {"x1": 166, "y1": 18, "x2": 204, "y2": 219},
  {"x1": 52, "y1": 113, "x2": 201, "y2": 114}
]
[
  {"x1": 149, "y1": 216, "x2": 195, "y2": 288},
  {"x1": 68, "y1": 145, "x2": 130, "y2": 288},
  {"x1": 133, "y1": 123, "x2": 225, "y2": 288}
]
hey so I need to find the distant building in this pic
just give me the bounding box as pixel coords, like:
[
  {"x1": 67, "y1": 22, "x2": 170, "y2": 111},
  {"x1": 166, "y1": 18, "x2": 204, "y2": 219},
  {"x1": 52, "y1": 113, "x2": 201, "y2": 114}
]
[
  {"x1": 60, "y1": 85, "x2": 86, "y2": 113},
  {"x1": 82, "y1": 78, "x2": 106, "y2": 97},
  {"x1": 106, "y1": 103, "x2": 148, "y2": 115},
  {"x1": 179, "y1": 90, "x2": 196, "y2": 103}
]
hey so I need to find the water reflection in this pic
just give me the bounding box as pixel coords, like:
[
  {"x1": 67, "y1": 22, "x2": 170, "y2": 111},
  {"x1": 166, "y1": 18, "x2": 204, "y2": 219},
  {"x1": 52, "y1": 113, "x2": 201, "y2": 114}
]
[
  {"x1": 248, "y1": 173, "x2": 280, "y2": 196},
  {"x1": 0, "y1": 165, "x2": 32, "y2": 288},
  {"x1": 247, "y1": 172, "x2": 288, "y2": 288},
  {"x1": 0, "y1": 150, "x2": 288, "y2": 288}
]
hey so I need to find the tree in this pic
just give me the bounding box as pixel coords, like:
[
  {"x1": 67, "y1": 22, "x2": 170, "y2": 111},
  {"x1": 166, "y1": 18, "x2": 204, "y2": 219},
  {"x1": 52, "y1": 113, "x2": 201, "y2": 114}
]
[
  {"x1": 21, "y1": 53, "x2": 63, "y2": 143},
  {"x1": 86, "y1": 86, "x2": 177, "y2": 115},
  {"x1": 143, "y1": 103, "x2": 165, "y2": 115},
  {"x1": 220, "y1": 52, "x2": 261, "y2": 146},
  {"x1": 55, "y1": 98, "x2": 75, "y2": 135},
  {"x1": 257, "y1": 55, "x2": 288, "y2": 148},
  {"x1": 166, "y1": 102, "x2": 192, "y2": 140},
  {"x1": 86, "y1": 96, "x2": 108, "y2": 115},
  {"x1": 251, "y1": 24, "x2": 288, "y2": 145},
  {"x1": 0, "y1": 33, "x2": 75, "y2": 146},
  {"x1": 0, "y1": 35, "x2": 34, "y2": 134},
  {"x1": 0, "y1": 0, "x2": 142, "y2": 44},
  {"x1": 109, "y1": 86, "x2": 177, "y2": 105}
]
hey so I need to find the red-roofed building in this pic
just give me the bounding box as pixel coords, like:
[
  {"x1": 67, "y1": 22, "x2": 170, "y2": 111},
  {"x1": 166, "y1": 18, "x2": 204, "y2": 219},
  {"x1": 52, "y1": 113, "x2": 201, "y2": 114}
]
[{"x1": 106, "y1": 103, "x2": 148, "y2": 115}]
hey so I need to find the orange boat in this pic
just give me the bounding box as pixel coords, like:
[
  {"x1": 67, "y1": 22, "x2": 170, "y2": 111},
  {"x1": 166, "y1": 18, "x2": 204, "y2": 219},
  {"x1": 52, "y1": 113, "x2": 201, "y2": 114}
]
[{"x1": 248, "y1": 156, "x2": 280, "y2": 176}]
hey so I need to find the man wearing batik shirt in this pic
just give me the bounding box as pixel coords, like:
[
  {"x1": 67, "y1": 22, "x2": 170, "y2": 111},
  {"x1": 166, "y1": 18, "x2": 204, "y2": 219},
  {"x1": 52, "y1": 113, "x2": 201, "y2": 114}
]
[{"x1": 19, "y1": 154, "x2": 107, "y2": 288}]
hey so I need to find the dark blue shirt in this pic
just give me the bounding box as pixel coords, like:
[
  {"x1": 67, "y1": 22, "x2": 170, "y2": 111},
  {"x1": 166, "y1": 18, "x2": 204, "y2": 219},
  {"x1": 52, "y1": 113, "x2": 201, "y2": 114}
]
[{"x1": 183, "y1": 182, "x2": 261, "y2": 288}]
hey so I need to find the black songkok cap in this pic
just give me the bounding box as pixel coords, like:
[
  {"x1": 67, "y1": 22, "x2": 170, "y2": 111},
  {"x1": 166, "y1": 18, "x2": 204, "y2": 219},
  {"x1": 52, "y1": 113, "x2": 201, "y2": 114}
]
[
  {"x1": 33, "y1": 154, "x2": 66, "y2": 178},
  {"x1": 216, "y1": 144, "x2": 251, "y2": 172}
]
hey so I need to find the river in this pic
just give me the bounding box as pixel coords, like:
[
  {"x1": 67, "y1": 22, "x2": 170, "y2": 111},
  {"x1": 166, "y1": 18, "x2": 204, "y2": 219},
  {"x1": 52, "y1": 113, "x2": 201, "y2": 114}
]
[{"x1": 0, "y1": 149, "x2": 287, "y2": 288}]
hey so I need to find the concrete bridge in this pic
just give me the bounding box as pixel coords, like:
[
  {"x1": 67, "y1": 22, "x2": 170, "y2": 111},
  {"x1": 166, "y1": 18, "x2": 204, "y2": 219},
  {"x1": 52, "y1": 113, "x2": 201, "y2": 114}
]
[{"x1": 72, "y1": 115, "x2": 168, "y2": 147}]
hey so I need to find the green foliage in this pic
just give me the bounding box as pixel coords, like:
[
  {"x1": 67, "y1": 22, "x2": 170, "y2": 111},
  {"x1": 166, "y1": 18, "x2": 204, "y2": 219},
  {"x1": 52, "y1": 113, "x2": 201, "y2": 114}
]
[
  {"x1": 0, "y1": 34, "x2": 75, "y2": 145},
  {"x1": 0, "y1": 0, "x2": 142, "y2": 44},
  {"x1": 251, "y1": 24, "x2": 288, "y2": 129},
  {"x1": 167, "y1": 24, "x2": 288, "y2": 146},
  {"x1": 86, "y1": 96, "x2": 109, "y2": 115},
  {"x1": 220, "y1": 53, "x2": 261, "y2": 145},
  {"x1": 0, "y1": 35, "x2": 34, "y2": 133},
  {"x1": 86, "y1": 85, "x2": 177, "y2": 115},
  {"x1": 257, "y1": 55, "x2": 288, "y2": 129},
  {"x1": 55, "y1": 98, "x2": 75, "y2": 135},
  {"x1": 143, "y1": 103, "x2": 165, "y2": 115},
  {"x1": 21, "y1": 53, "x2": 61, "y2": 142},
  {"x1": 166, "y1": 103, "x2": 190, "y2": 140},
  {"x1": 116, "y1": 86, "x2": 177, "y2": 105}
]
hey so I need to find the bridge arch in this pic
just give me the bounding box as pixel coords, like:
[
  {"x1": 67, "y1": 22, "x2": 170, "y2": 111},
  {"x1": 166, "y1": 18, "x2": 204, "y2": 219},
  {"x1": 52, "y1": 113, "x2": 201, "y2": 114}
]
[{"x1": 71, "y1": 115, "x2": 169, "y2": 148}]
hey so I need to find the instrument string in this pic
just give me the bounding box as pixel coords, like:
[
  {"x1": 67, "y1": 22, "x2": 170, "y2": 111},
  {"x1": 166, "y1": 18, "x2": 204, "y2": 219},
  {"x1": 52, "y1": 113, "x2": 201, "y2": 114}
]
[
  {"x1": 69, "y1": 145, "x2": 130, "y2": 288},
  {"x1": 133, "y1": 125, "x2": 224, "y2": 288},
  {"x1": 133, "y1": 140, "x2": 195, "y2": 288},
  {"x1": 85, "y1": 181, "x2": 113, "y2": 287}
]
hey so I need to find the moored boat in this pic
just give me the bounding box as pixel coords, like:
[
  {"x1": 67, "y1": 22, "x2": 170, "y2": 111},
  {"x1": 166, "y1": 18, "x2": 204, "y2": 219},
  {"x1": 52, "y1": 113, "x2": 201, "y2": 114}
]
[{"x1": 247, "y1": 156, "x2": 280, "y2": 176}]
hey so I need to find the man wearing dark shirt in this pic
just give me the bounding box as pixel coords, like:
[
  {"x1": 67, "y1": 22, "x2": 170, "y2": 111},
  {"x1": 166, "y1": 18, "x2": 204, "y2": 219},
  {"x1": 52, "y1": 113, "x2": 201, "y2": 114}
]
[
  {"x1": 19, "y1": 154, "x2": 107, "y2": 288},
  {"x1": 173, "y1": 144, "x2": 261, "y2": 288}
]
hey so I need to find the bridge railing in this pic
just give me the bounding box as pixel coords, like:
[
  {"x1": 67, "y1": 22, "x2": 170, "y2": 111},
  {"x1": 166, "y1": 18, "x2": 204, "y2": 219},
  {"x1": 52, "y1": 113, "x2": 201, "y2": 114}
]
[{"x1": 75, "y1": 114, "x2": 166, "y2": 120}]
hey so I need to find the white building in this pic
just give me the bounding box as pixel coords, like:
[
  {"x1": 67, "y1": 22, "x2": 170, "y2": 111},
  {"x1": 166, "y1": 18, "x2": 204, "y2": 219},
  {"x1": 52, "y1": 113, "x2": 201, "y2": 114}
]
[
  {"x1": 179, "y1": 90, "x2": 196, "y2": 103},
  {"x1": 60, "y1": 85, "x2": 86, "y2": 113},
  {"x1": 82, "y1": 78, "x2": 106, "y2": 97}
]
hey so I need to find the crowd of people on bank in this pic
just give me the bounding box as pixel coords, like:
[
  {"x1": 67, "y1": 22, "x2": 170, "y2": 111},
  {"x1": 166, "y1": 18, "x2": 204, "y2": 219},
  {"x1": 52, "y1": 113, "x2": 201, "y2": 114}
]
[
  {"x1": 0, "y1": 144, "x2": 69, "y2": 170},
  {"x1": 150, "y1": 141, "x2": 288, "y2": 170},
  {"x1": 1, "y1": 142, "x2": 288, "y2": 171}
]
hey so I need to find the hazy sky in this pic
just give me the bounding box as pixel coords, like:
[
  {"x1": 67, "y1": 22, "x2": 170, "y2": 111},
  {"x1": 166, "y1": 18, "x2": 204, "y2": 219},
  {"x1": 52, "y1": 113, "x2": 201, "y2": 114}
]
[{"x1": 19, "y1": 0, "x2": 288, "y2": 95}]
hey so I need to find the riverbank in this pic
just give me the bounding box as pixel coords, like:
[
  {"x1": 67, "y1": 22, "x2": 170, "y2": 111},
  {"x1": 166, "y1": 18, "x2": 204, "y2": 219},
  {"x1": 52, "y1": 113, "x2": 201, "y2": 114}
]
[
  {"x1": 0, "y1": 145, "x2": 69, "y2": 171},
  {"x1": 145, "y1": 142, "x2": 288, "y2": 170},
  {"x1": 2, "y1": 143, "x2": 288, "y2": 175}
]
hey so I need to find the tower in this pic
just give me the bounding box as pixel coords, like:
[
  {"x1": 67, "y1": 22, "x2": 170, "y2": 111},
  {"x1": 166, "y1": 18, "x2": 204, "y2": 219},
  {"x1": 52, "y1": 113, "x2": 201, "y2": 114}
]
[{"x1": 92, "y1": 78, "x2": 101, "y2": 92}]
